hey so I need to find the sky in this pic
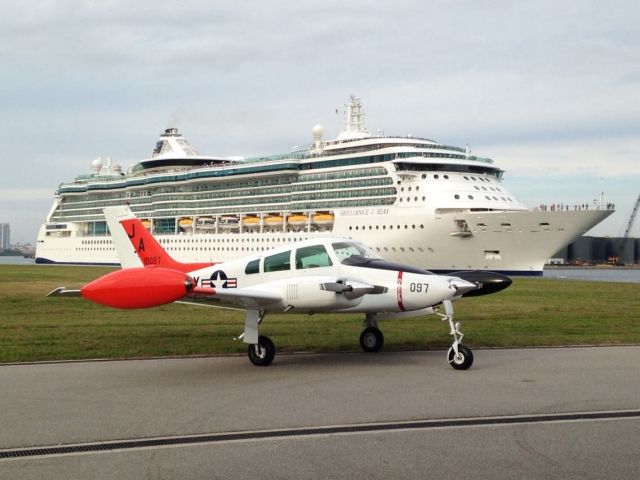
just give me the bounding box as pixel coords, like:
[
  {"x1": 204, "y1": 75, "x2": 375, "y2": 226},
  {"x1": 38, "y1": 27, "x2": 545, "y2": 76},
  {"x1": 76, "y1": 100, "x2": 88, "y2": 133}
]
[{"x1": 0, "y1": 0, "x2": 639, "y2": 243}]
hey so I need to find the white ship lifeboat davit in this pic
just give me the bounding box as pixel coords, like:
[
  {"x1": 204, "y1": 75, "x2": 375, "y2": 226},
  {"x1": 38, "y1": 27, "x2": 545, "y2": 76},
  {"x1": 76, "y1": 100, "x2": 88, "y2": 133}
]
[
  {"x1": 219, "y1": 216, "x2": 239, "y2": 228},
  {"x1": 196, "y1": 217, "x2": 216, "y2": 229}
]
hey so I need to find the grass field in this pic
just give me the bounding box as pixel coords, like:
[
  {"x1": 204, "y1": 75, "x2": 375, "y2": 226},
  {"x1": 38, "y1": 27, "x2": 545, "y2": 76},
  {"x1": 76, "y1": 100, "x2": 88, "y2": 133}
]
[{"x1": 0, "y1": 264, "x2": 638, "y2": 363}]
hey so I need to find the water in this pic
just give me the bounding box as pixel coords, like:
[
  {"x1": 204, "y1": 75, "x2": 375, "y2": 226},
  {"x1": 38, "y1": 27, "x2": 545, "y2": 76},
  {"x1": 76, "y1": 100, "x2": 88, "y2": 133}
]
[
  {"x1": 0, "y1": 256, "x2": 35, "y2": 265},
  {"x1": 544, "y1": 268, "x2": 640, "y2": 284}
]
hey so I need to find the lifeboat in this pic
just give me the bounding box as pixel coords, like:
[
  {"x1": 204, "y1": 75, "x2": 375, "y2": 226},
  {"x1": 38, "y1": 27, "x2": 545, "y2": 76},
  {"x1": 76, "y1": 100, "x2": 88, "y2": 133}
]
[
  {"x1": 141, "y1": 219, "x2": 152, "y2": 230},
  {"x1": 243, "y1": 215, "x2": 260, "y2": 226},
  {"x1": 264, "y1": 215, "x2": 283, "y2": 226},
  {"x1": 312, "y1": 212, "x2": 335, "y2": 225},
  {"x1": 287, "y1": 213, "x2": 308, "y2": 226},
  {"x1": 178, "y1": 217, "x2": 193, "y2": 228}
]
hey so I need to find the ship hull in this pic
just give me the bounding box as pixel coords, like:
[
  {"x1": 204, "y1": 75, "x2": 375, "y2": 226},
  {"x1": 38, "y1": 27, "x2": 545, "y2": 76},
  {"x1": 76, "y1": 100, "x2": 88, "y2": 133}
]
[{"x1": 35, "y1": 207, "x2": 612, "y2": 276}]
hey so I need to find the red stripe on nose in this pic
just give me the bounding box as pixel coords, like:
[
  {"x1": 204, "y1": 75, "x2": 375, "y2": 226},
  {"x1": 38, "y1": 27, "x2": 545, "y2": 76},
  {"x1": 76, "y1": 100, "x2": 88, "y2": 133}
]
[{"x1": 397, "y1": 271, "x2": 406, "y2": 311}]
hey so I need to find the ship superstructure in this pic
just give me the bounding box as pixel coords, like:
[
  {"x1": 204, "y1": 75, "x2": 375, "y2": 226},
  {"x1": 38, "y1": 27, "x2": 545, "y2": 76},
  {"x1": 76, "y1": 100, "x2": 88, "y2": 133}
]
[{"x1": 36, "y1": 96, "x2": 613, "y2": 275}]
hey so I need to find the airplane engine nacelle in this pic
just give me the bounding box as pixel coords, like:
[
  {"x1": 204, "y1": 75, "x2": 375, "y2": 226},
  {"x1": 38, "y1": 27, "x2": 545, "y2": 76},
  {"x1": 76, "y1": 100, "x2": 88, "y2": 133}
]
[
  {"x1": 397, "y1": 272, "x2": 456, "y2": 311},
  {"x1": 283, "y1": 277, "x2": 363, "y2": 312},
  {"x1": 81, "y1": 267, "x2": 195, "y2": 309}
]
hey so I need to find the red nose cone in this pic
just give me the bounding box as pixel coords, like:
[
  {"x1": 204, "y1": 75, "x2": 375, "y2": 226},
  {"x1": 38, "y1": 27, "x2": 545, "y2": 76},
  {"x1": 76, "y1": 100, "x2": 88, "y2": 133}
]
[{"x1": 81, "y1": 267, "x2": 194, "y2": 309}]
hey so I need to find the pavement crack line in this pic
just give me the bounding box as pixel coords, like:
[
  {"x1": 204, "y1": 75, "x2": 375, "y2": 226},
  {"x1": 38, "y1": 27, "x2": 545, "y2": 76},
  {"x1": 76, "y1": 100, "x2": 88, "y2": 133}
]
[{"x1": 2, "y1": 409, "x2": 640, "y2": 461}]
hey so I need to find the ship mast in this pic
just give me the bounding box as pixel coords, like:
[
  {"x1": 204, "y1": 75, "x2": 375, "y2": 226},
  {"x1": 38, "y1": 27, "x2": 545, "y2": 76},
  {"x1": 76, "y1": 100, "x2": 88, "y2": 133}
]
[{"x1": 336, "y1": 95, "x2": 370, "y2": 140}]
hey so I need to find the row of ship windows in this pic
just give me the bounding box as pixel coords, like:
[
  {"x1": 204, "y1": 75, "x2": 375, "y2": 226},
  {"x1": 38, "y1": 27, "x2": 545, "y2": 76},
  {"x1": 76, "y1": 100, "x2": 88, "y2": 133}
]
[
  {"x1": 158, "y1": 236, "x2": 309, "y2": 244},
  {"x1": 59, "y1": 177, "x2": 395, "y2": 210},
  {"x1": 349, "y1": 224, "x2": 425, "y2": 231},
  {"x1": 63, "y1": 168, "x2": 388, "y2": 200},
  {"x1": 415, "y1": 173, "x2": 500, "y2": 188},
  {"x1": 74, "y1": 243, "x2": 430, "y2": 255},
  {"x1": 56, "y1": 185, "x2": 395, "y2": 212},
  {"x1": 60, "y1": 168, "x2": 388, "y2": 205},
  {"x1": 453, "y1": 194, "x2": 513, "y2": 202},
  {"x1": 399, "y1": 196, "x2": 427, "y2": 202}
]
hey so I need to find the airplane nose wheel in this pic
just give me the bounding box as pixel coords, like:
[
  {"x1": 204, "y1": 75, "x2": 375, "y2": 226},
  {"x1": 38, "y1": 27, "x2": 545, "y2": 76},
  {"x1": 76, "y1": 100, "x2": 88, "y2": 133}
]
[
  {"x1": 439, "y1": 299, "x2": 473, "y2": 370},
  {"x1": 360, "y1": 327, "x2": 384, "y2": 353},
  {"x1": 248, "y1": 335, "x2": 276, "y2": 366},
  {"x1": 447, "y1": 344, "x2": 473, "y2": 370}
]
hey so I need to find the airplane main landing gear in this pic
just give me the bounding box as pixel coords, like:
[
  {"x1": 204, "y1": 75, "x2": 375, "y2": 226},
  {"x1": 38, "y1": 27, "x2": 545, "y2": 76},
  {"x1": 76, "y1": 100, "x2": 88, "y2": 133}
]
[
  {"x1": 241, "y1": 309, "x2": 277, "y2": 366},
  {"x1": 248, "y1": 335, "x2": 276, "y2": 366},
  {"x1": 360, "y1": 314, "x2": 384, "y2": 352},
  {"x1": 440, "y1": 299, "x2": 474, "y2": 370},
  {"x1": 360, "y1": 327, "x2": 384, "y2": 352}
]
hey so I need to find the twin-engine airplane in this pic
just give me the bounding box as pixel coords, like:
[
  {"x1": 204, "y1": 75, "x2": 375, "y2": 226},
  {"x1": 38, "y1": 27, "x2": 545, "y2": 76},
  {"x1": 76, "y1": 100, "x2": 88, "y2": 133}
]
[{"x1": 49, "y1": 206, "x2": 511, "y2": 369}]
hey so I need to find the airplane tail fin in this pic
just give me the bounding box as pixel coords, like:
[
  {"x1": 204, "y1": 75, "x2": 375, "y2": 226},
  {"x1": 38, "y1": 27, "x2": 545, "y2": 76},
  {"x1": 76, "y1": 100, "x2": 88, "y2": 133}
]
[
  {"x1": 104, "y1": 206, "x2": 143, "y2": 269},
  {"x1": 103, "y1": 206, "x2": 213, "y2": 273}
]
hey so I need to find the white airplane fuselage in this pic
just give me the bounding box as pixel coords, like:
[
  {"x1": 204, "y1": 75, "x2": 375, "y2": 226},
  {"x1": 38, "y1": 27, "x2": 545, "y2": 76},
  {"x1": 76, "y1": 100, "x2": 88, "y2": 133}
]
[{"x1": 185, "y1": 240, "x2": 465, "y2": 314}]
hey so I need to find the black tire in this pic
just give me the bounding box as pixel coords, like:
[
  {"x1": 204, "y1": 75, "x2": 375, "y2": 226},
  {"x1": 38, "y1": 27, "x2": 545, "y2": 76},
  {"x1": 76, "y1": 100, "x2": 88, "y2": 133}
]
[
  {"x1": 447, "y1": 344, "x2": 473, "y2": 370},
  {"x1": 248, "y1": 335, "x2": 276, "y2": 366},
  {"x1": 359, "y1": 327, "x2": 384, "y2": 353}
]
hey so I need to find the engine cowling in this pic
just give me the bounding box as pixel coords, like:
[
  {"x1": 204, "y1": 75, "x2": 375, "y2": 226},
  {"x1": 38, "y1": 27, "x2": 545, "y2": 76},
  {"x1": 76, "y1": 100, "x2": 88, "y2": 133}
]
[{"x1": 81, "y1": 267, "x2": 195, "y2": 309}]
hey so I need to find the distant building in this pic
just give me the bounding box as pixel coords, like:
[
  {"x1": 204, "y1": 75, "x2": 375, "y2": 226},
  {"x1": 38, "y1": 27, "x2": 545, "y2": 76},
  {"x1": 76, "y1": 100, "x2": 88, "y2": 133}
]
[
  {"x1": 0, "y1": 223, "x2": 9, "y2": 251},
  {"x1": 552, "y1": 236, "x2": 640, "y2": 265}
]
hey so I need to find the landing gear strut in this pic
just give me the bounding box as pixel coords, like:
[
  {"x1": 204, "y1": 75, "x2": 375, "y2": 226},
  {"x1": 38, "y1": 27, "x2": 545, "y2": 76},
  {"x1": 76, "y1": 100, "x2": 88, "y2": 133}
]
[
  {"x1": 241, "y1": 309, "x2": 276, "y2": 366},
  {"x1": 439, "y1": 299, "x2": 473, "y2": 370},
  {"x1": 360, "y1": 314, "x2": 384, "y2": 352}
]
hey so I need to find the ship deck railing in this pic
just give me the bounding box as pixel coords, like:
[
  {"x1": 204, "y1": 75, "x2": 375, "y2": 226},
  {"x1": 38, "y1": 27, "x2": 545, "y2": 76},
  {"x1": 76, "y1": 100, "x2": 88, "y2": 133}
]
[{"x1": 534, "y1": 203, "x2": 616, "y2": 212}]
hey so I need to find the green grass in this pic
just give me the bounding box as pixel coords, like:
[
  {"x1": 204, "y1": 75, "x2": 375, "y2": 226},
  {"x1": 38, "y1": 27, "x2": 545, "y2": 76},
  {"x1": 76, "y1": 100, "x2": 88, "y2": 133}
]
[{"x1": 0, "y1": 265, "x2": 638, "y2": 362}]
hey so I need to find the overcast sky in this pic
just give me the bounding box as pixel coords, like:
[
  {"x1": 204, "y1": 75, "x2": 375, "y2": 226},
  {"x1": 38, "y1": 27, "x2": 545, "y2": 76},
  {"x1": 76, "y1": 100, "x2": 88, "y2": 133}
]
[{"x1": 1, "y1": 0, "x2": 639, "y2": 243}]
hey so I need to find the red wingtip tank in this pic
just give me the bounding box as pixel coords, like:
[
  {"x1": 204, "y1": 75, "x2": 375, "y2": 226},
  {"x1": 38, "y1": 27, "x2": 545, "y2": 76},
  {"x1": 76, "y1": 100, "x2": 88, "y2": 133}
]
[{"x1": 81, "y1": 267, "x2": 197, "y2": 309}]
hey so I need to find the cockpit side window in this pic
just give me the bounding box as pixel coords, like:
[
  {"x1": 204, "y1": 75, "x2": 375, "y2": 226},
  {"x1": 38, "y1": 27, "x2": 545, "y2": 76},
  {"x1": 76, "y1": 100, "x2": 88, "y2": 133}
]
[
  {"x1": 295, "y1": 245, "x2": 333, "y2": 269},
  {"x1": 264, "y1": 250, "x2": 291, "y2": 272},
  {"x1": 245, "y1": 259, "x2": 260, "y2": 274}
]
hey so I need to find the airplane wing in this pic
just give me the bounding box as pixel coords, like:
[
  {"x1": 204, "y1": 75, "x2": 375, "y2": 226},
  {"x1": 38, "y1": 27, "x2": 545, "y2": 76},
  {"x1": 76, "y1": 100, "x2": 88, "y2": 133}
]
[{"x1": 187, "y1": 286, "x2": 282, "y2": 309}]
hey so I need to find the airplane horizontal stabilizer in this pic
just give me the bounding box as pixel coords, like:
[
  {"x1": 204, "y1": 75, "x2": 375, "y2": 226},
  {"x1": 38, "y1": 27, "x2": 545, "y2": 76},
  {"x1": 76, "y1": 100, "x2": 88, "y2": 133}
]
[{"x1": 47, "y1": 287, "x2": 82, "y2": 297}]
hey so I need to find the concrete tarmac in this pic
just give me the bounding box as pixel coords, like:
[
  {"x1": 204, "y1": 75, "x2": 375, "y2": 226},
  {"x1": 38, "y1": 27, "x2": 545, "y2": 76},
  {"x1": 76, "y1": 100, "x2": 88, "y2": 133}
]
[{"x1": 1, "y1": 346, "x2": 639, "y2": 479}]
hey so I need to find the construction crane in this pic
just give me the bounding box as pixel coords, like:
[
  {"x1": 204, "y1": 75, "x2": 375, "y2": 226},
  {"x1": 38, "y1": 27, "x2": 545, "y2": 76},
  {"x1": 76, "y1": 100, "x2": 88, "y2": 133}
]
[{"x1": 623, "y1": 194, "x2": 640, "y2": 238}]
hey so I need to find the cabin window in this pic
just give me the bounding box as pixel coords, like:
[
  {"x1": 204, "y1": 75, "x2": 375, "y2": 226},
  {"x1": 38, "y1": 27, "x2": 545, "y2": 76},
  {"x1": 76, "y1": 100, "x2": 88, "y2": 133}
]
[
  {"x1": 264, "y1": 250, "x2": 291, "y2": 272},
  {"x1": 295, "y1": 245, "x2": 333, "y2": 269},
  {"x1": 245, "y1": 259, "x2": 260, "y2": 274}
]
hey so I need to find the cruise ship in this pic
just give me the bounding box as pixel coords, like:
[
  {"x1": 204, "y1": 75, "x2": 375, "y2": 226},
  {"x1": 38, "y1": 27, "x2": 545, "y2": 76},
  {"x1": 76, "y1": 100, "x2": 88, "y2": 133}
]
[{"x1": 36, "y1": 96, "x2": 613, "y2": 275}]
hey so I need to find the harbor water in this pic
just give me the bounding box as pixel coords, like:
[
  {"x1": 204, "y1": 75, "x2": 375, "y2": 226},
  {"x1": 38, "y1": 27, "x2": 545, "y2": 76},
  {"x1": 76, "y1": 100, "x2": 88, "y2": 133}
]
[
  {"x1": 543, "y1": 267, "x2": 640, "y2": 284},
  {"x1": 0, "y1": 256, "x2": 35, "y2": 265}
]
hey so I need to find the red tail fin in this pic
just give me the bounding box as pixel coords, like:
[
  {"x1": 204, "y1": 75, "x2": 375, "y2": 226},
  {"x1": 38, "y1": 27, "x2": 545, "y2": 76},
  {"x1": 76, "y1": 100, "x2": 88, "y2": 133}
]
[{"x1": 120, "y1": 219, "x2": 213, "y2": 273}]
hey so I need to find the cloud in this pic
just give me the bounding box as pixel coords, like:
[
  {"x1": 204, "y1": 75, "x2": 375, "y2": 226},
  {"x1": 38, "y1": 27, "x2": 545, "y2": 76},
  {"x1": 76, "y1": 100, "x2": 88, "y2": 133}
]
[
  {"x1": 481, "y1": 135, "x2": 640, "y2": 177},
  {"x1": 1, "y1": 0, "x2": 639, "y2": 241},
  {"x1": 0, "y1": 188, "x2": 54, "y2": 201}
]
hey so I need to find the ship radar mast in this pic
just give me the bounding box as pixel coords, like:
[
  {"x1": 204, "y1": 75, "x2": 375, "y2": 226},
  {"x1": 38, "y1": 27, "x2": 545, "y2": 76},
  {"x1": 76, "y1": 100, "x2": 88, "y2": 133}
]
[{"x1": 336, "y1": 95, "x2": 371, "y2": 141}]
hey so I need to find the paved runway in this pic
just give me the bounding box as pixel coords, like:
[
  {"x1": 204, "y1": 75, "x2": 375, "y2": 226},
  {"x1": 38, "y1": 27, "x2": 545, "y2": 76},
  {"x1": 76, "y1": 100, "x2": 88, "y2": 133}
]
[{"x1": 1, "y1": 346, "x2": 639, "y2": 479}]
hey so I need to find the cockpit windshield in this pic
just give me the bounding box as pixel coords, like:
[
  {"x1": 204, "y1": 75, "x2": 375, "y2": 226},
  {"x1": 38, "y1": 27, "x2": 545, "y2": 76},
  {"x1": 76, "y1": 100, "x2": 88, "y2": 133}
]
[
  {"x1": 332, "y1": 241, "x2": 382, "y2": 265},
  {"x1": 332, "y1": 240, "x2": 432, "y2": 274}
]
